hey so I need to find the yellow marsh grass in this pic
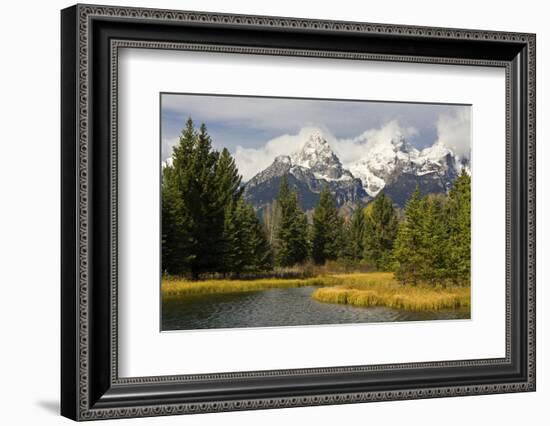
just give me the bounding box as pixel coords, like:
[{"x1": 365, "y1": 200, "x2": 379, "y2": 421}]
[
  {"x1": 312, "y1": 273, "x2": 470, "y2": 311},
  {"x1": 161, "y1": 276, "x2": 340, "y2": 299},
  {"x1": 162, "y1": 272, "x2": 470, "y2": 311}
]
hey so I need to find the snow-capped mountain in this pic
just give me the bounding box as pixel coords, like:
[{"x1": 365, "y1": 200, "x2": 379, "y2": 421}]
[
  {"x1": 243, "y1": 132, "x2": 367, "y2": 213},
  {"x1": 243, "y1": 129, "x2": 469, "y2": 214},
  {"x1": 290, "y1": 131, "x2": 354, "y2": 182},
  {"x1": 349, "y1": 133, "x2": 469, "y2": 205}
]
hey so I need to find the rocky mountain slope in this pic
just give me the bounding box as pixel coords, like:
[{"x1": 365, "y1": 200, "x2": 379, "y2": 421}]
[
  {"x1": 243, "y1": 130, "x2": 469, "y2": 214},
  {"x1": 244, "y1": 132, "x2": 368, "y2": 213}
]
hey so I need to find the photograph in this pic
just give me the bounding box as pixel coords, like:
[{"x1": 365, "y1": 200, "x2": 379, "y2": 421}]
[
  {"x1": 160, "y1": 94, "x2": 472, "y2": 331},
  {"x1": 57, "y1": 3, "x2": 537, "y2": 421}
]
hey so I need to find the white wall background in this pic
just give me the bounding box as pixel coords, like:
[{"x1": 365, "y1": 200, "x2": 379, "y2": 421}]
[{"x1": 0, "y1": 0, "x2": 546, "y2": 424}]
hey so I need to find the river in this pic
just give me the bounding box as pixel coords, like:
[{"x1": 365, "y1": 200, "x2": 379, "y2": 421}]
[{"x1": 162, "y1": 286, "x2": 469, "y2": 331}]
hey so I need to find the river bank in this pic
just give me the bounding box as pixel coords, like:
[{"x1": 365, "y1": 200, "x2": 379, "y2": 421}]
[
  {"x1": 162, "y1": 272, "x2": 470, "y2": 312},
  {"x1": 162, "y1": 285, "x2": 470, "y2": 330},
  {"x1": 312, "y1": 273, "x2": 470, "y2": 311}
]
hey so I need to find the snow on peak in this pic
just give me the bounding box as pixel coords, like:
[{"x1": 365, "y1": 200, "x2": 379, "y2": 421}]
[
  {"x1": 274, "y1": 154, "x2": 292, "y2": 164},
  {"x1": 289, "y1": 131, "x2": 353, "y2": 182},
  {"x1": 291, "y1": 131, "x2": 336, "y2": 168},
  {"x1": 419, "y1": 141, "x2": 452, "y2": 161},
  {"x1": 350, "y1": 134, "x2": 467, "y2": 197}
]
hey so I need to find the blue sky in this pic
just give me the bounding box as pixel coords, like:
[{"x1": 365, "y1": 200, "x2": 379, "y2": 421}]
[{"x1": 161, "y1": 93, "x2": 471, "y2": 180}]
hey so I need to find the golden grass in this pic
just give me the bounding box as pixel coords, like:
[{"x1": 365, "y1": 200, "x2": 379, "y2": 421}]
[
  {"x1": 161, "y1": 276, "x2": 340, "y2": 299},
  {"x1": 311, "y1": 272, "x2": 470, "y2": 311},
  {"x1": 162, "y1": 272, "x2": 470, "y2": 312}
]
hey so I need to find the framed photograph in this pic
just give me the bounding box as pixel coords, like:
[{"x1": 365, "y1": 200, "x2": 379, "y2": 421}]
[{"x1": 61, "y1": 4, "x2": 536, "y2": 421}]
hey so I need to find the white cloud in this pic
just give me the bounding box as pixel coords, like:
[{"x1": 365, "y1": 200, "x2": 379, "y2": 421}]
[
  {"x1": 435, "y1": 108, "x2": 471, "y2": 159},
  {"x1": 161, "y1": 94, "x2": 460, "y2": 142},
  {"x1": 233, "y1": 121, "x2": 417, "y2": 181},
  {"x1": 161, "y1": 113, "x2": 470, "y2": 182},
  {"x1": 233, "y1": 126, "x2": 326, "y2": 181},
  {"x1": 332, "y1": 120, "x2": 418, "y2": 165}
]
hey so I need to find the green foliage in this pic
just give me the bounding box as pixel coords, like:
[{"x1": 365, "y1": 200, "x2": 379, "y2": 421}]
[
  {"x1": 417, "y1": 195, "x2": 449, "y2": 283},
  {"x1": 363, "y1": 193, "x2": 399, "y2": 270},
  {"x1": 393, "y1": 188, "x2": 426, "y2": 284},
  {"x1": 222, "y1": 198, "x2": 273, "y2": 274},
  {"x1": 274, "y1": 176, "x2": 309, "y2": 267},
  {"x1": 162, "y1": 118, "x2": 264, "y2": 277},
  {"x1": 392, "y1": 174, "x2": 471, "y2": 286},
  {"x1": 341, "y1": 202, "x2": 367, "y2": 266},
  {"x1": 161, "y1": 169, "x2": 196, "y2": 275},
  {"x1": 446, "y1": 171, "x2": 471, "y2": 284},
  {"x1": 162, "y1": 117, "x2": 470, "y2": 286},
  {"x1": 310, "y1": 186, "x2": 344, "y2": 265}
]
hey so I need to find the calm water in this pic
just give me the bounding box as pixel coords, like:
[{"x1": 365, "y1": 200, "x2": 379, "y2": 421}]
[{"x1": 162, "y1": 286, "x2": 470, "y2": 331}]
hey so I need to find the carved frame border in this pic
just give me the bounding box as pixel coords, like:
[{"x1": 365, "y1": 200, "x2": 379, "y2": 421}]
[{"x1": 61, "y1": 3, "x2": 536, "y2": 421}]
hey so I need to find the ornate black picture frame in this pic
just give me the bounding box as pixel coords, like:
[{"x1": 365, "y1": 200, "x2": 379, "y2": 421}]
[{"x1": 61, "y1": 4, "x2": 536, "y2": 421}]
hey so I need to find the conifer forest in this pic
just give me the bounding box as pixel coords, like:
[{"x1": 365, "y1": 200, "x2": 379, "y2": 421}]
[{"x1": 161, "y1": 118, "x2": 471, "y2": 331}]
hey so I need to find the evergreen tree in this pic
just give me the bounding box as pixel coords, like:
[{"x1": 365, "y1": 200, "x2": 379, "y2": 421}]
[
  {"x1": 220, "y1": 198, "x2": 244, "y2": 274},
  {"x1": 393, "y1": 176, "x2": 471, "y2": 286},
  {"x1": 161, "y1": 166, "x2": 196, "y2": 275},
  {"x1": 344, "y1": 202, "x2": 367, "y2": 264},
  {"x1": 187, "y1": 122, "x2": 225, "y2": 276},
  {"x1": 161, "y1": 118, "x2": 247, "y2": 277},
  {"x1": 161, "y1": 118, "x2": 197, "y2": 276},
  {"x1": 446, "y1": 171, "x2": 471, "y2": 284},
  {"x1": 392, "y1": 188, "x2": 425, "y2": 284},
  {"x1": 419, "y1": 194, "x2": 449, "y2": 284},
  {"x1": 242, "y1": 202, "x2": 273, "y2": 272},
  {"x1": 221, "y1": 197, "x2": 272, "y2": 275},
  {"x1": 275, "y1": 176, "x2": 309, "y2": 266},
  {"x1": 363, "y1": 193, "x2": 398, "y2": 270},
  {"x1": 311, "y1": 186, "x2": 343, "y2": 265},
  {"x1": 215, "y1": 148, "x2": 243, "y2": 206}
]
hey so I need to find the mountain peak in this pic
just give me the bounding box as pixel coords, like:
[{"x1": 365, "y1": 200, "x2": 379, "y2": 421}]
[
  {"x1": 291, "y1": 131, "x2": 337, "y2": 168},
  {"x1": 303, "y1": 130, "x2": 331, "y2": 149},
  {"x1": 244, "y1": 127, "x2": 468, "y2": 212},
  {"x1": 292, "y1": 130, "x2": 338, "y2": 167},
  {"x1": 288, "y1": 130, "x2": 353, "y2": 181},
  {"x1": 274, "y1": 154, "x2": 292, "y2": 164},
  {"x1": 390, "y1": 134, "x2": 412, "y2": 152}
]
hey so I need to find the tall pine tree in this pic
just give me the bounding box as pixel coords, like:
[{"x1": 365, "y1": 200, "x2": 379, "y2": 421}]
[
  {"x1": 419, "y1": 194, "x2": 449, "y2": 284},
  {"x1": 446, "y1": 171, "x2": 471, "y2": 284},
  {"x1": 161, "y1": 118, "x2": 197, "y2": 276},
  {"x1": 311, "y1": 186, "x2": 343, "y2": 265},
  {"x1": 340, "y1": 203, "x2": 366, "y2": 268},
  {"x1": 392, "y1": 179, "x2": 471, "y2": 286},
  {"x1": 363, "y1": 193, "x2": 398, "y2": 270},
  {"x1": 222, "y1": 197, "x2": 272, "y2": 275},
  {"x1": 187, "y1": 122, "x2": 224, "y2": 277},
  {"x1": 161, "y1": 118, "x2": 252, "y2": 277},
  {"x1": 275, "y1": 176, "x2": 309, "y2": 267},
  {"x1": 161, "y1": 166, "x2": 196, "y2": 275},
  {"x1": 392, "y1": 188, "x2": 425, "y2": 284},
  {"x1": 341, "y1": 202, "x2": 367, "y2": 265}
]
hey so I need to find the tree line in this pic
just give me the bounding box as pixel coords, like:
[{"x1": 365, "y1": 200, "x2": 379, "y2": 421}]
[
  {"x1": 162, "y1": 119, "x2": 471, "y2": 286},
  {"x1": 162, "y1": 119, "x2": 272, "y2": 278}
]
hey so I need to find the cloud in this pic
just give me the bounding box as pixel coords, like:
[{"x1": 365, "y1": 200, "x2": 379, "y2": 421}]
[
  {"x1": 435, "y1": 108, "x2": 471, "y2": 159},
  {"x1": 160, "y1": 96, "x2": 471, "y2": 182},
  {"x1": 233, "y1": 126, "x2": 326, "y2": 181},
  {"x1": 161, "y1": 94, "x2": 463, "y2": 149},
  {"x1": 332, "y1": 120, "x2": 418, "y2": 165},
  {"x1": 162, "y1": 95, "x2": 340, "y2": 134},
  {"x1": 233, "y1": 121, "x2": 418, "y2": 181}
]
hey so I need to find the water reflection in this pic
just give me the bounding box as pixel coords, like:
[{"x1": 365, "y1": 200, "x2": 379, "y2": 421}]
[{"x1": 162, "y1": 286, "x2": 470, "y2": 331}]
